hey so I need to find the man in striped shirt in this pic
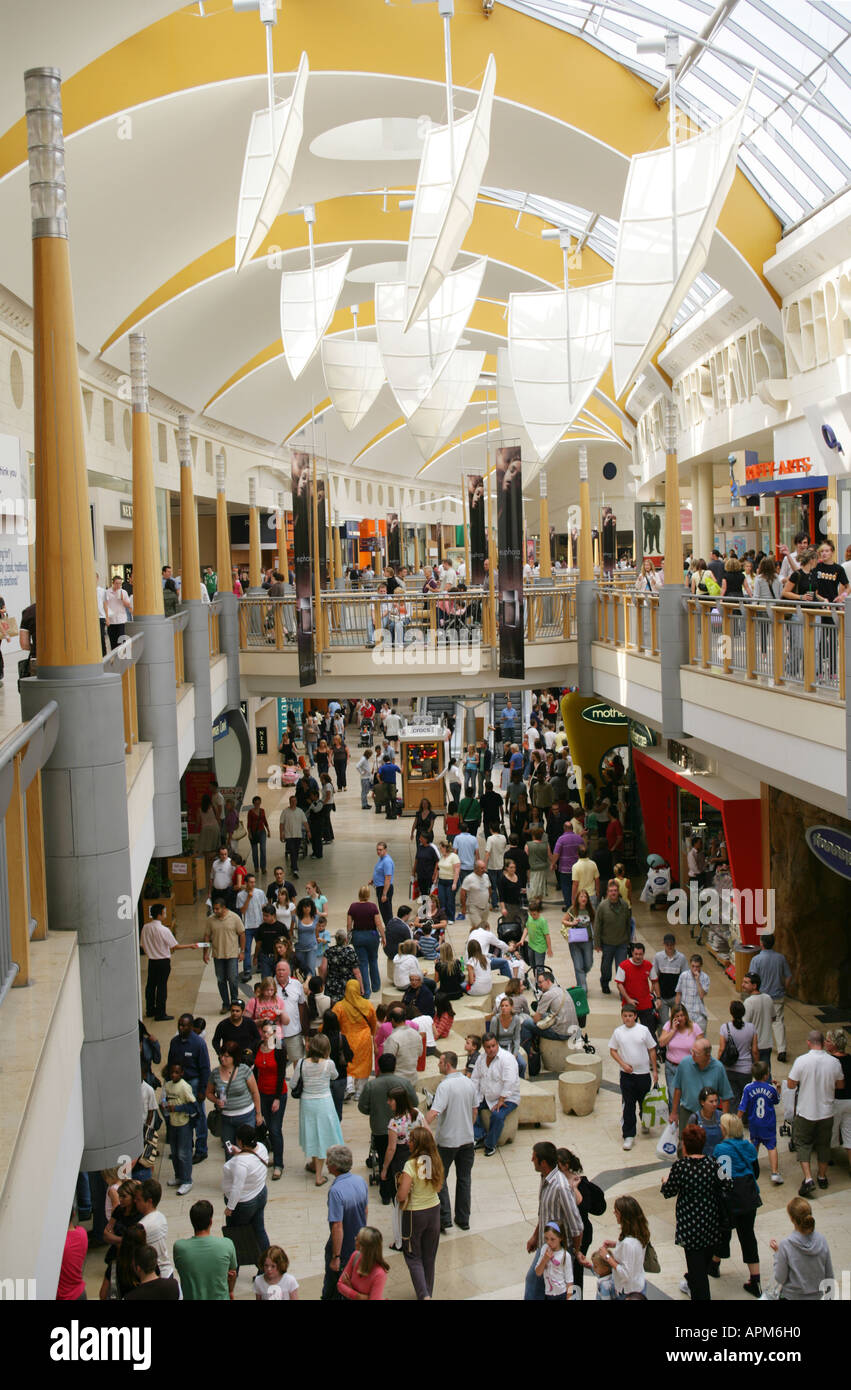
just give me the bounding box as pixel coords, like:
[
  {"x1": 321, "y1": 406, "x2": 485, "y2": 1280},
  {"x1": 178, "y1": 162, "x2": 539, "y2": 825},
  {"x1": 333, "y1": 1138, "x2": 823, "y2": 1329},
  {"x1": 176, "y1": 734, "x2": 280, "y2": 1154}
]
[{"x1": 523, "y1": 1141, "x2": 582, "y2": 1300}]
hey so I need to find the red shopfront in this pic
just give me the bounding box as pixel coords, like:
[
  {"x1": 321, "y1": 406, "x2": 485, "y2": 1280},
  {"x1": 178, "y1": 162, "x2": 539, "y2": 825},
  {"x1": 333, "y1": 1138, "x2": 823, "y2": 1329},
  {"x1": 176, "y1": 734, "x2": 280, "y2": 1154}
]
[{"x1": 632, "y1": 749, "x2": 765, "y2": 946}]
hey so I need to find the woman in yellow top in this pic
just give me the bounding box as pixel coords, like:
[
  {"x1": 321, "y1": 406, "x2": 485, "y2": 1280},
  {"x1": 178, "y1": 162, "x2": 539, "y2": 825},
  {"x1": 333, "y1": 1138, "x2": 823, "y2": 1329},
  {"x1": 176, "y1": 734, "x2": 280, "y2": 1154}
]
[
  {"x1": 613, "y1": 862, "x2": 632, "y2": 906},
  {"x1": 395, "y1": 1127, "x2": 444, "y2": 1301},
  {"x1": 331, "y1": 979, "x2": 377, "y2": 1100}
]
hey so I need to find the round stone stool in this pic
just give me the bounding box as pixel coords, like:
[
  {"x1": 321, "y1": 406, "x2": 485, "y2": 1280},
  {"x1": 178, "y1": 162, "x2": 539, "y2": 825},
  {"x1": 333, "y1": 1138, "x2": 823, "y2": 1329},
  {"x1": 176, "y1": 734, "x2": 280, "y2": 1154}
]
[
  {"x1": 558, "y1": 1070, "x2": 598, "y2": 1117},
  {"x1": 539, "y1": 1036, "x2": 572, "y2": 1074},
  {"x1": 562, "y1": 1051, "x2": 602, "y2": 1088},
  {"x1": 478, "y1": 1104, "x2": 520, "y2": 1147}
]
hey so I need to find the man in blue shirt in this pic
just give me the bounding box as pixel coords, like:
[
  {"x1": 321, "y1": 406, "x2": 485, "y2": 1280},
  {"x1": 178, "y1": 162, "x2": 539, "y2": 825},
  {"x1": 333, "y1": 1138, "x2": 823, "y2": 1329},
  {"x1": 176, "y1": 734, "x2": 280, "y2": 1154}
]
[
  {"x1": 167, "y1": 1014, "x2": 211, "y2": 1163},
  {"x1": 373, "y1": 842, "x2": 395, "y2": 925},
  {"x1": 453, "y1": 829, "x2": 479, "y2": 877},
  {"x1": 377, "y1": 754, "x2": 402, "y2": 820},
  {"x1": 750, "y1": 935, "x2": 793, "y2": 1062},
  {"x1": 500, "y1": 697, "x2": 517, "y2": 751},
  {"x1": 322, "y1": 1145, "x2": 369, "y2": 1300},
  {"x1": 669, "y1": 1038, "x2": 733, "y2": 1134}
]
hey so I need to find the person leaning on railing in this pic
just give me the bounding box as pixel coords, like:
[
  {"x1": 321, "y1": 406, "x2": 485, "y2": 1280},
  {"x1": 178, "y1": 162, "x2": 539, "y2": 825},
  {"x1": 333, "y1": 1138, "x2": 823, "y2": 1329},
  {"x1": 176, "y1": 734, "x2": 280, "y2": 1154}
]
[{"x1": 634, "y1": 557, "x2": 662, "y2": 594}]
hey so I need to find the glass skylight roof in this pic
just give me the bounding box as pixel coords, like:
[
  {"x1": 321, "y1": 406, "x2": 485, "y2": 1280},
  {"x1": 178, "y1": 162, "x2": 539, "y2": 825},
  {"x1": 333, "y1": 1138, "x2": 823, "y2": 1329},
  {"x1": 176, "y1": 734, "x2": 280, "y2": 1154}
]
[{"x1": 497, "y1": 0, "x2": 851, "y2": 228}]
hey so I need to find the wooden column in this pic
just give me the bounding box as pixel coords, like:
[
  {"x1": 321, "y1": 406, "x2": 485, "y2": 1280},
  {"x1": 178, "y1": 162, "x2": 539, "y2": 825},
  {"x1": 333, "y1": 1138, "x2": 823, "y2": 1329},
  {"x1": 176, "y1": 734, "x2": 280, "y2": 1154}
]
[
  {"x1": 578, "y1": 446, "x2": 594, "y2": 582},
  {"x1": 178, "y1": 415, "x2": 201, "y2": 600},
  {"x1": 215, "y1": 453, "x2": 231, "y2": 592},
  {"x1": 663, "y1": 402, "x2": 682, "y2": 578},
  {"x1": 129, "y1": 334, "x2": 164, "y2": 617},
  {"x1": 539, "y1": 472, "x2": 552, "y2": 578},
  {"x1": 248, "y1": 475, "x2": 262, "y2": 590}
]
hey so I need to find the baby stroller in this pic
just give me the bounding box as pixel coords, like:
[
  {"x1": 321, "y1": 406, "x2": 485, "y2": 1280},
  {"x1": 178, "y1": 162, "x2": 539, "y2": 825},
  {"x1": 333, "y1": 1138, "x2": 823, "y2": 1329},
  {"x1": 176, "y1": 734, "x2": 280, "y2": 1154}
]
[{"x1": 358, "y1": 718, "x2": 374, "y2": 748}]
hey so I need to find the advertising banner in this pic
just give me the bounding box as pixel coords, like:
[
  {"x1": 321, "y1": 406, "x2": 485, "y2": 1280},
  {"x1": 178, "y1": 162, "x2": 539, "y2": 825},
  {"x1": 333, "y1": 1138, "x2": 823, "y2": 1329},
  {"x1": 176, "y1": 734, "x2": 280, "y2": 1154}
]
[
  {"x1": 386, "y1": 510, "x2": 401, "y2": 568},
  {"x1": 291, "y1": 451, "x2": 316, "y2": 687},
  {"x1": 316, "y1": 475, "x2": 328, "y2": 586},
  {"x1": 495, "y1": 446, "x2": 524, "y2": 680},
  {"x1": 466, "y1": 474, "x2": 486, "y2": 585}
]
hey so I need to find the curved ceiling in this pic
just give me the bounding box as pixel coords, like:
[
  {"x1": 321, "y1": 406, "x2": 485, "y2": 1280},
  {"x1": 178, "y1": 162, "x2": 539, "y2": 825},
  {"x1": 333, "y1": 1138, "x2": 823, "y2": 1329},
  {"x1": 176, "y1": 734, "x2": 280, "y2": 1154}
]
[{"x1": 0, "y1": 0, "x2": 797, "y2": 487}]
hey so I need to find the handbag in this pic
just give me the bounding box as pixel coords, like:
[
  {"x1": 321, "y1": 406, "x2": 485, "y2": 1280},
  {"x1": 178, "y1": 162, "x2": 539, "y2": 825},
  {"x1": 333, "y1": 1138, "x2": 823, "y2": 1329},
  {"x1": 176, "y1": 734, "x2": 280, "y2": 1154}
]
[
  {"x1": 723, "y1": 1173, "x2": 762, "y2": 1219},
  {"x1": 719, "y1": 1026, "x2": 739, "y2": 1069},
  {"x1": 290, "y1": 1059, "x2": 305, "y2": 1100},
  {"x1": 643, "y1": 1241, "x2": 661, "y2": 1274}
]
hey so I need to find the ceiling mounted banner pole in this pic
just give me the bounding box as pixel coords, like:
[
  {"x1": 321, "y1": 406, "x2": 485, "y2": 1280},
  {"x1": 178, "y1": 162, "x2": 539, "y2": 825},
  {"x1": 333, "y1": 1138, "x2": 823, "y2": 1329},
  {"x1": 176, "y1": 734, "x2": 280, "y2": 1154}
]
[
  {"x1": 305, "y1": 204, "x2": 318, "y2": 339},
  {"x1": 351, "y1": 305, "x2": 359, "y2": 342},
  {"x1": 561, "y1": 231, "x2": 573, "y2": 401},
  {"x1": 440, "y1": 0, "x2": 456, "y2": 182},
  {"x1": 667, "y1": 33, "x2": 680, "y2": 285},
  {"x1": 263, "y1": 7, "x2": 276, "y2": 138}
]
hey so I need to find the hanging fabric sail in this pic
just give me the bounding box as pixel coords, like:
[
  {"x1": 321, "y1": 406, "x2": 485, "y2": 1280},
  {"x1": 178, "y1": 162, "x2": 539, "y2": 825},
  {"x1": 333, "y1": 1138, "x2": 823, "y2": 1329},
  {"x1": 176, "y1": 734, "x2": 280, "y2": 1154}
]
[
  {"x1": 407, "y1": 348, "x2": 485, "y2": 462},
  {"x1": 235, "y1": 52, "x2": 309, "y2": 273},
  {"x1": 404, "y1": 54, "x2": 497, "y2": 331},
  {"x1": 280, "y1": 248, "x2": 352, "y2": 381},
  {"x1": 611, "y1": 83, "x2": 754, "y2": 399},
  {"x1": 496, "y1": 348, "x2": 537, "y2": 460},
  {"x1": 508, "y1": 281, "x2": 613, "y2": 463},
  {"x1": 376, "y1": 255, "x2": 486, "y2": 419},
  {"x1": 320, "y1": 338, "x2": 385, "y2": 431}
]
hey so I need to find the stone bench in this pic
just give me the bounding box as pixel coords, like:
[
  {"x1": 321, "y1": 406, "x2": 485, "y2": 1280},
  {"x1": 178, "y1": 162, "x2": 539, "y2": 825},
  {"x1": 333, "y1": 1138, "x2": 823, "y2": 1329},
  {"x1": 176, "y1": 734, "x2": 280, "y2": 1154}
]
[
  {"x1": 476, "y1": 1103, "x2": 520, "y2": 1147},
  {"x1": 558, "y1": 1070, "x2": 598, "y2": 1117},
  {"x1": 517, "y1": 1078, "x2": 557, "y2": 1126},
  {"x1": 561, "y1": 1050, "x2": 602, "y2": 1088},
  {"x1": 539, "y1": 1036, "x2": 574, "y2": 1074},
  {"x1": 379, "y1": 986, "x2": 406, "y2": 1007}
]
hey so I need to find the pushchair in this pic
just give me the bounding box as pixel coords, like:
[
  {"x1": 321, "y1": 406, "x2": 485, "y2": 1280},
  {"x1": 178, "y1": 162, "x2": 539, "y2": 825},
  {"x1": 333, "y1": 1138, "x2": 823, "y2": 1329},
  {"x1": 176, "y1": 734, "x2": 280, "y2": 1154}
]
[
  {"x1": 358, "y1": 718, "x2": 374, "y2": 748},
  {"x1": 366, "y1": 1132, "x2": 382, "y2": 1185}
]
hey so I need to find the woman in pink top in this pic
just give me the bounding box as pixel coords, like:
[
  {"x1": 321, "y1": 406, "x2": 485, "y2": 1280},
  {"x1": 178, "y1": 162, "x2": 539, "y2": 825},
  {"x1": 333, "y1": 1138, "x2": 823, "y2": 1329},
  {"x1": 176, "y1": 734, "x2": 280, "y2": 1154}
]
[
  {"x1": 658, "y1": 1004, "x2": 704, "y2": 1105},
  {"x1": 337, "y1": 1226, "x2": 389, "y2": 1301}
]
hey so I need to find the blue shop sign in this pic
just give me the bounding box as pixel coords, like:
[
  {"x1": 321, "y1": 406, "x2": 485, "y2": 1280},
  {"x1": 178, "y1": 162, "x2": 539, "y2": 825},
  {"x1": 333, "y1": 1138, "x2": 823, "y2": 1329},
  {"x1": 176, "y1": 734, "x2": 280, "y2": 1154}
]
[{"x1": 805, "y1": 825, "x2": 851, "y2": 881}]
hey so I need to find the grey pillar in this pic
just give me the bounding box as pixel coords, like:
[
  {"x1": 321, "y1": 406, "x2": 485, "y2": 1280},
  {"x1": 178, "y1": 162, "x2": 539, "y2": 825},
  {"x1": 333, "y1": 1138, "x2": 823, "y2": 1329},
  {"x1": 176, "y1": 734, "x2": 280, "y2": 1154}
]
[
  {"x1": 464, "y1": 704, "x2": 477, "y2": 745},
  {"x1": 21, "y1": 670, "x2": 143, "y2": 1169},
  {"x1": 659, "y1": 583, "x2": 689, "y2": 739},
  {"x1": 577, "y1": 579, "x2": 596, "y2": 694},
  {"x1": 216, "y1": 592, "x2": 241, "y2": 713},
  {"x1": 127, "y1": 615, "x2": 182, "y2": 856},
  {"x1": 183, "y1": 600, "x2": 213, "y2": 756},
  {"x1": 633, "y1": 500, "x2": 644, "y2": 565}
]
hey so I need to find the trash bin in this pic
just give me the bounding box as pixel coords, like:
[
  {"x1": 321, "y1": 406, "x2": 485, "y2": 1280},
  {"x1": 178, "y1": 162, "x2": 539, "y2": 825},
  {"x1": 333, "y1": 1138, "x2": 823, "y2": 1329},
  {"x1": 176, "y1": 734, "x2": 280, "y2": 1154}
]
[{"x1": 733, "y1": 945, "x2": 757, "y2": 991}]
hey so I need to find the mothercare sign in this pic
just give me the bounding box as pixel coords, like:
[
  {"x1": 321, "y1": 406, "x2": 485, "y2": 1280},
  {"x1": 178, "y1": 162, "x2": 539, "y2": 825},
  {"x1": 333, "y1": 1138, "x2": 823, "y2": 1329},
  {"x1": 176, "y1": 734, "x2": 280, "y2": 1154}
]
[{"x1": 805, "y1": 826, "x2": 851, "y2": 881}]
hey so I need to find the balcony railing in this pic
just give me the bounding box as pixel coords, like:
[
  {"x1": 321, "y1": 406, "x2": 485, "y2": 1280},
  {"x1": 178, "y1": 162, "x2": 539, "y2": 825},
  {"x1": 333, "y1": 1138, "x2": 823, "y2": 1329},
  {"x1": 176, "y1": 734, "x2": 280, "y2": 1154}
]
[
  {"x1": 0, "y1": 701, "x2": 59, "y2": 1003},
  {"x1": 209, "y1": 599, "x2": 222, "y2": 658},
  {"x1": 596, "y1": 588, "x2": 660, "y2": 655},
  {"x1": 686, "y1": 597, "x2": 845, "y2": 700},
  {"x1": 238, "y1": 586, "x2": 576, "y2": 654},
  {"x1": 103, "y1": 633, "x2": 145, "y2": 752}
]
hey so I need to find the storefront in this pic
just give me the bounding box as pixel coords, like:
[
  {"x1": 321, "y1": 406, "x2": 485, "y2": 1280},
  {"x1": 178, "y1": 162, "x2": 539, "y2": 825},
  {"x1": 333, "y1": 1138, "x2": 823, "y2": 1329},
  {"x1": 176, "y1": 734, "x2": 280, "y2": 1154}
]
[
  {"x1": 399, "y1": 721, "x2": 448, "y2": 814},
  {"x1": 632, "y1": 747, "x2": 764, "y2": 946}
]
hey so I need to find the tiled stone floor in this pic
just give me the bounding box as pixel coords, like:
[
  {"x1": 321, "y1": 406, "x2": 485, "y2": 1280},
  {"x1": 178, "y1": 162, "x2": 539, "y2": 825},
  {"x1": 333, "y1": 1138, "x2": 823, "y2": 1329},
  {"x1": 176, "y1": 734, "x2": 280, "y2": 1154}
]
[{"x1": 82, "y1": 704, "x2": 850, "y2": 1300}]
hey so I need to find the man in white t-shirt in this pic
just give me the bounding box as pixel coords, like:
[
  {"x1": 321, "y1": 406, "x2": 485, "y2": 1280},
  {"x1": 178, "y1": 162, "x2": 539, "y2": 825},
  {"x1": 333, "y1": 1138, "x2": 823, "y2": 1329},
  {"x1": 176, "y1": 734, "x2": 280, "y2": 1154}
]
[
  {"x1": 209, "y1": 846, "x2": 235, "y2": 908},
  {"x1": 274, "y1": 959, "x2": 306, "y2": 1063},
  {"x1": 426, "y1": 1053, "x2": 476, "y2": 1232},
  {"x1": 384, "y1": 709, "x2": 402, "y2": 748},
  {"x1": 104, "y1": 574, "x2": 133, "y2": 650},
  {"x1": 484, "y1": 829, "x2": 507, "y2": 910},
  {"x1": 459, "y1": 862, "x2": 492, "y2": 928},
  {"x1": 608, "y1": 1006, "x2": 658, "y2": 1151},
  {"x1": 95, "y1": 573, "x2": 108, "y2": 655},
  {"x1": 788, "y1": 1031, "x2": 844, "y2": 1197},
  {"x1": 134, "y1": 1179, "x2": 174, "y2": 1279},
  {"x1": 439, "y1": 559, "x2": 457, "y2": 590}
]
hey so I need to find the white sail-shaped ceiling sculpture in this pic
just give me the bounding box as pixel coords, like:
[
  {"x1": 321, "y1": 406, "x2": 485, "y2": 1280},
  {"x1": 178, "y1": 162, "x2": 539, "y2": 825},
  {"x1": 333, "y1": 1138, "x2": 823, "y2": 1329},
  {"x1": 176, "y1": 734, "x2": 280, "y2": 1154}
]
[
  {"x1": 611, "y1": 82, "x2": 754, "y2": 399},
  {"x1": 320, "y1": 338, "x2": 385, "y2": 431},
  {"x1": 280, "y1": 248, "x2": 353, "y2": 381},
  {"x1": 375, "y1": 256, "x2": 486, "y2": 419},
  {"x1": 508, "y1": 281, "x2": 613, "y2": 463},
  {"x1": 496, "y1": 348, "x2": 537, "y2": 460},
  {"x1": 407, "y1": 349, "x2": 486, "y2": 461},
  {"x1": 404, "y1": 54, "x2": 497, "y2": 330},
  {"x1": 235, "y1": 52, "x2": 309, "y2": 273}
]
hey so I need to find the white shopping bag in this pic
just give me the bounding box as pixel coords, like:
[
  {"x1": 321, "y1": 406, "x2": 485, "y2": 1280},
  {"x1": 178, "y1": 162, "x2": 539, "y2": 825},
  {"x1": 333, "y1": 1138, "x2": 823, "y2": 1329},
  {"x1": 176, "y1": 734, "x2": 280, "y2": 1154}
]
[
  {"x1": 641, "y1": 1084, "x2": 669, "y2": 1129},
  {"x1": 656, "y1": 1121, "x2": 678, "y2": 1163}
]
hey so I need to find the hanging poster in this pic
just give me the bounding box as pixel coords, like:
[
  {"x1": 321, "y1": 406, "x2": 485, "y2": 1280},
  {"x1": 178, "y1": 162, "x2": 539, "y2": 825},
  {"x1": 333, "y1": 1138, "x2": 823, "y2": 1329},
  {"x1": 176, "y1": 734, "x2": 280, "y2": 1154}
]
[
  {"x1": 641, "y1": 504, "x2": 664, "y2": 557},
  {"x1": 291, "y1": 451, "x2": 316, "y2": 687},
  {"x1": 386, "y1": 511, "x2": 401, "y2": 568},
  {"x1": 495, "y1": 445, "x2": 524, "y2": 680},
  {"x1": 467, "y1": 474, "x2": 486, "y2": 585}
]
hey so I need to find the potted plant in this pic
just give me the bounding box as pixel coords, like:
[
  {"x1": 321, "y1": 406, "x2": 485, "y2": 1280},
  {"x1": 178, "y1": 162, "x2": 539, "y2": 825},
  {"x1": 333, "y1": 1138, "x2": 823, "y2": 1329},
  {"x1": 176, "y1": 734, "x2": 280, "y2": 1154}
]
[{"x1": 141, "y1": 859, "x2": 176, "y2": 926}]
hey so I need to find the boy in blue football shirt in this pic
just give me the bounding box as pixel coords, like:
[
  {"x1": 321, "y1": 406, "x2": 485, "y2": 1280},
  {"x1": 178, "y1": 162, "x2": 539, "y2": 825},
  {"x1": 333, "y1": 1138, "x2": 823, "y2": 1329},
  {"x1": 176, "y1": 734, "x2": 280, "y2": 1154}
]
[{"x1": 738, "y1": 1060, "x2": 783, "y2": 1184}]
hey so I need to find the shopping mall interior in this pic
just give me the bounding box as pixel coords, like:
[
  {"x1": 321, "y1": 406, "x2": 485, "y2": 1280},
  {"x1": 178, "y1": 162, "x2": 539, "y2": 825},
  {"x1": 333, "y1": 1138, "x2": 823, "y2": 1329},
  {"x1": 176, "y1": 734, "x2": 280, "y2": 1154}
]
[{"x1": 0, "y1": 0, "x2": 849, "y2": 1308}]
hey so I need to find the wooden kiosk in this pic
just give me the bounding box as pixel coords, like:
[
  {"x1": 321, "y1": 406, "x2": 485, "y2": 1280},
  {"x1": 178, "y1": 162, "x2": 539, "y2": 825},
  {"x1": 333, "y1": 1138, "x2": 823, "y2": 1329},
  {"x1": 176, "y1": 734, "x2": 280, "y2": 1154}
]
[{"x1": 400, "y1": 720, "x2": 448, "y2": 815}]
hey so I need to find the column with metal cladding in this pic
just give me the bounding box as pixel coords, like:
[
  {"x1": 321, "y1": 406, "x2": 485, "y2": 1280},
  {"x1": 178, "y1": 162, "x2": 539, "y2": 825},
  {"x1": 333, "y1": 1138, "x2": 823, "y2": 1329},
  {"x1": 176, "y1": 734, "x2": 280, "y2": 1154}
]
[
  {"x1": 20, "y1": 67, "x2": 142, "y2": 1168},
  {"x1": 215, "y1": 452, "x2": 240, "y2": 711},
  {"x1": 576, "y1": 445, "x2": 596, "y2": 694},
  {"x1": 179, "y1": 414, "x2": 213, "y2": 754},
  {"x1": 659, "y1": 402, "x2": 688, "y2": 737},
  {"x1": 125, "y1": 333, "x2": 181, "y2": 854}
]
